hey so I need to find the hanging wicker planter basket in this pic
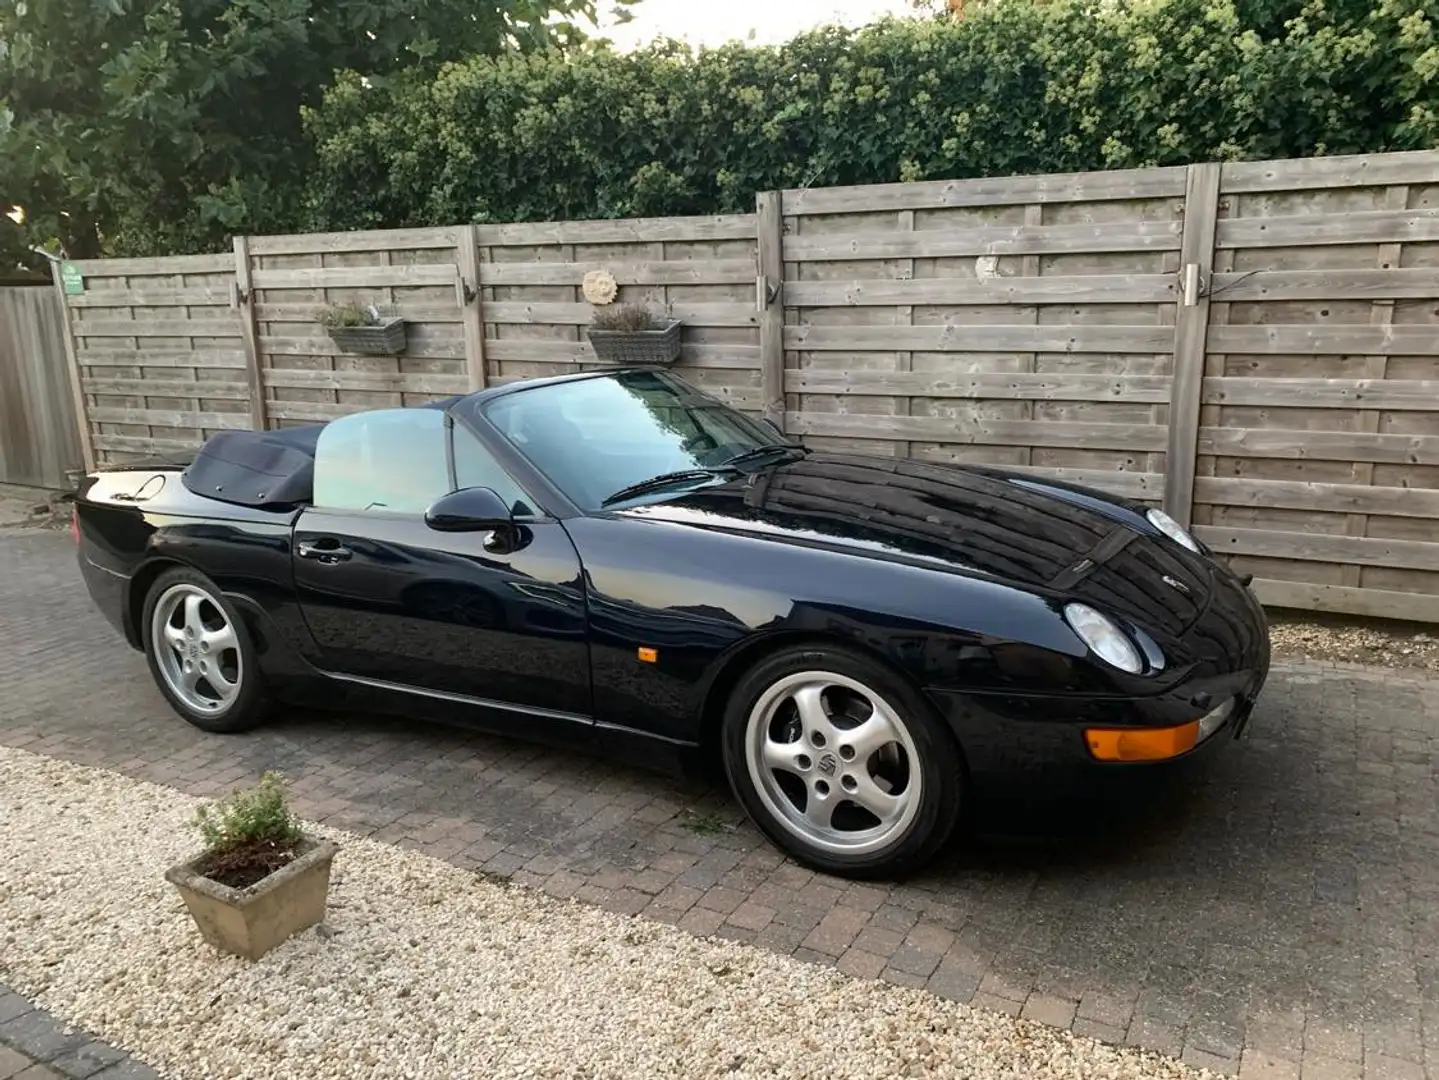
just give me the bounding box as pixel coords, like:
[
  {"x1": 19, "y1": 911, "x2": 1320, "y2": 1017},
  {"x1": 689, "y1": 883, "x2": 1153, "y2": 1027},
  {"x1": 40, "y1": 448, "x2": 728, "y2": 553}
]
[
  {"x1": 586, "y1": 319, "x2": 683, "y2": 365},
  {"x1": 325, "y1": 316, "x2": 408, "y2": 356}
]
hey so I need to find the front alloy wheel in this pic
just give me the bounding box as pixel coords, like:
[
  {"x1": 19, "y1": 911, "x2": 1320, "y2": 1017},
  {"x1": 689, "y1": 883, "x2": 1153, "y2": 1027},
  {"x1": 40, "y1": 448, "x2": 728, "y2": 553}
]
[{"x1": 722, "y1": 645, "x2": 963, "y2": 878}]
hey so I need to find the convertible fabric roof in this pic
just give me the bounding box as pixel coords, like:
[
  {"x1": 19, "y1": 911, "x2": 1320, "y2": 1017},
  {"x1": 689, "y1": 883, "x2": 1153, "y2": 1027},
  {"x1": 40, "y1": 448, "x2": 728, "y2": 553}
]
[{"x1": 180, "y1": 397, "x2": 464, "y2": 510}]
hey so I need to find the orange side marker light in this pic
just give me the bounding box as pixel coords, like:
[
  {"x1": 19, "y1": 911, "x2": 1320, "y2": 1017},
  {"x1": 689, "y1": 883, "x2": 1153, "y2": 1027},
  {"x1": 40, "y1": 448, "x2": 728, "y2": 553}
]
[
  {"x1": 1084, "y1": 719, "x2": 1201, "y2": 762},
  {"x1": 637, "y1": 647, "x2": 658, "y2": 664}
]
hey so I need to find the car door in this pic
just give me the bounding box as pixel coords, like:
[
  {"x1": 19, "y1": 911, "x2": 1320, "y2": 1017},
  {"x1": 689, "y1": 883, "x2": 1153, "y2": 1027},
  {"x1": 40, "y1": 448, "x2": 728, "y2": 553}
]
[{"x1": 290, "y1": 405, "x2": 591, "y2": 724}]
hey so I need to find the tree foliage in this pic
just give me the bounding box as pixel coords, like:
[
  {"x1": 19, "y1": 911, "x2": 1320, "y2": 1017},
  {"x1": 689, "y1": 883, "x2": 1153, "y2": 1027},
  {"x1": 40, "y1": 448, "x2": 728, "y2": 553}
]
[
  {"x1": 301, "y1": 0, "x2": 1439, "y2": 233},
  {"x1": 0, "y1": 0, "x2": 633, "y2": 269}
]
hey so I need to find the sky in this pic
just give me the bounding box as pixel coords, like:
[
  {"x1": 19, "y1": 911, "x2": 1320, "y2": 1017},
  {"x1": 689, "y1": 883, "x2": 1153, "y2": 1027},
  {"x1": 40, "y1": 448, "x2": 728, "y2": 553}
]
[{"x1": 596, "y1": 0, "x2": 917, "y2": 50}]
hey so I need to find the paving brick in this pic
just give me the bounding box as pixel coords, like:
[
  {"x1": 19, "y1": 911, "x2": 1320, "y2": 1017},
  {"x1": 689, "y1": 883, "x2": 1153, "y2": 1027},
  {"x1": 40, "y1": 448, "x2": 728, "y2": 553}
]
[
  {"x1": 50, "y1": 1041, "x2": 127, "y2": 1079},
  {"x1": 1360, "y1": 1053, "x2": 1425, "y2": 1080},
  {"x1": 1299, "y1": 1054, "x2": 1361, "y2": 1080},
  {"x1": 0, "y1": 1046, "x2": 32, "y2": 1080},
  {"x1": 970, "y1": 992, "x2": 1022, "y2": 1018},
  {"x1": 1239, "y1": 1050, "x2": 1301, "y2": 1080},
  {"x1": 1073, "y1": 1018, "x2": 1127, "y2": 1045},
  {"x1": 1183, "y1": 1046, "x2": 1240, "y2": 1075},
  {"x1": 13, "y1": 1067, "x2": 64, "y2": 1080},
  {"x1": 0, "y1": 1012, "x2": 87, "y2": 1064},
  {"x1": 1127, "y1": 1017, "x2": 1183, "y2": 1058},
  {"x1": 836, "y1": 949, "x2": 886, "y2": 980},
  {"x1": 1021, "y1": 993, "x2": 1077, "y2": 1030},
  {"x1": 724, "y1": 901, "x2": 775, "y2": 933}
]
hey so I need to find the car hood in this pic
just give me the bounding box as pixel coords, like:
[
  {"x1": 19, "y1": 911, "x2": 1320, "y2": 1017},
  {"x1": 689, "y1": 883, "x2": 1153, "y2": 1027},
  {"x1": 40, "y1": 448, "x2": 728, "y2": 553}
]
[{"x1": 618, "y1": 453, "x2": 1212, "y2": 638}]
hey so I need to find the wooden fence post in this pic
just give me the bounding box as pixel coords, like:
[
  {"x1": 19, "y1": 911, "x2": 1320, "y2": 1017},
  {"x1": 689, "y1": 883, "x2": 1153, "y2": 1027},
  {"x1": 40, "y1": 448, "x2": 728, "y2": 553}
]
[
  {"x1": 756, "y1": 191, "x2": 785, "y2": 431},
  {"x1": 232, "y1": 236, "x2": 268, "y2": 432},
  {"x1": 456, "y1": 224, "x2": 488, "y2": 392},
  {"x1": 1163, "y1": 162, "x2": 1221, "y2": 527},
  {"x1": 47, "y1": 261, "x2": 96, "y2": 475}
]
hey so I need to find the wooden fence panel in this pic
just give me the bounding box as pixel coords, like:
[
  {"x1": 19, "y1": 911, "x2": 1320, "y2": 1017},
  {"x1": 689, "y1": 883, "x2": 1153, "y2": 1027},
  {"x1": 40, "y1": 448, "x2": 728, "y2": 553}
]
[
  {"x1": 476, "y1": 216, "x2": 762, "y2": 412},
  {"x1": 1192, "y1": 150, "x2": 1439, "y2": 621},
  {"x1": 0, "y1": 286, "x2": 83, "y2": 487},
  {"x1": 63, "y1": 254, "x2": 248, "y2": 463},
  {"x1": 778, "y1": 167, "x2": 1186, "y2": 503},
  {"x1": 248, "y1": 227, "x2": 469, "y2": 426}
]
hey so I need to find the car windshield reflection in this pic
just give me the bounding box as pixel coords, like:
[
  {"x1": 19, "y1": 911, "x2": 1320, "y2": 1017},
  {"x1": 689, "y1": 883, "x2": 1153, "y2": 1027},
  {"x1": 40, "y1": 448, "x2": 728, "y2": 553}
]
[{"x1": 479, "y1": 370, "x2": 795, "y2": 511}]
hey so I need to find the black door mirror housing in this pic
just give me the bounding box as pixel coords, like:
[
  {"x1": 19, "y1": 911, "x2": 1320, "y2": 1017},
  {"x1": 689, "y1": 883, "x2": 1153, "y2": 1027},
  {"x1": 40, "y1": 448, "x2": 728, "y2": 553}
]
[{"x1": 425, "y1": 486, "x2": 513, "y2": 533}]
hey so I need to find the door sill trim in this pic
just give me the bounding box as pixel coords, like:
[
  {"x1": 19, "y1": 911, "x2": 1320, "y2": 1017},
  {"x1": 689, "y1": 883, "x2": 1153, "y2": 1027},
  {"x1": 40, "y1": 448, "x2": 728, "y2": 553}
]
[{"x1": 322, "y1": 671, "x2": 593, "y2": 727}]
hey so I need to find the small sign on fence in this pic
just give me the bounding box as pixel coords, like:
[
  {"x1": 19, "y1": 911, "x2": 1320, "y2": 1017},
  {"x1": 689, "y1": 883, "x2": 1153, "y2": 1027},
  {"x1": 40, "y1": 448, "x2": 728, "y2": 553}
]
[{"x1": 59, "y1": 262, "x2": 85, "y2": 296}]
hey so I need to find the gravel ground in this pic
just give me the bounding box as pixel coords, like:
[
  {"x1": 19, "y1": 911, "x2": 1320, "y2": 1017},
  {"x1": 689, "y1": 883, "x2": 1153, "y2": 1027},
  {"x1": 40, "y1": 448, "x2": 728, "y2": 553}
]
[
  {"x1": 1267, "y1": 611, "x2": 1438, "y2": 671},
  {"x1": 0, "y1": 746, "x2": 1212, "y2": 1080}
]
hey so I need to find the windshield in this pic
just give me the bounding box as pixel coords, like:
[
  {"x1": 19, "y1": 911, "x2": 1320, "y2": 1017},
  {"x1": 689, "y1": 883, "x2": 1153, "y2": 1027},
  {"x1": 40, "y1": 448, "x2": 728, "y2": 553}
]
[{"x1": 478, "y1": 370, "x2": 789, "y2": 510}]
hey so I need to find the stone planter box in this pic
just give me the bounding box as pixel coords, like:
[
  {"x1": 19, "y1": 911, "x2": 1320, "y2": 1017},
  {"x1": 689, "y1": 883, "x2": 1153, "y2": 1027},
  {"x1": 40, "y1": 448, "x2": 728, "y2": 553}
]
[
  {"x1": 165, "y1": 836, "x2": 338, "y2": 960},
  {"x1": 586, "y1": 320, "x2": 682, "y2": 365},
  {"x1": 325, "y1": 317, "x2": 407, "y2": 355}
]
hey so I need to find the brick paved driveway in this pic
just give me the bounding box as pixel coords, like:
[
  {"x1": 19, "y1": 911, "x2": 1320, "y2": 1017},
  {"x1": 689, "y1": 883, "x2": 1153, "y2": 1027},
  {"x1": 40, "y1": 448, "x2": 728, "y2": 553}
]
[{"x1": 2, "y1": 527, "x2": 1436, "y2": 1079}]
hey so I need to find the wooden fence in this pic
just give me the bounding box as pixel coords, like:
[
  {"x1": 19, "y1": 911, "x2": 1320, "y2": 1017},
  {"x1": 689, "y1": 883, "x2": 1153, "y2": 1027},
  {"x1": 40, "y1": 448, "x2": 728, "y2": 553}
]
[
  {"x1": 0, "y1": 286, "x2": 83, "y2": 488},
  {"x1": 47, "y1": 148, "x2": 1439, "y2": 623}
]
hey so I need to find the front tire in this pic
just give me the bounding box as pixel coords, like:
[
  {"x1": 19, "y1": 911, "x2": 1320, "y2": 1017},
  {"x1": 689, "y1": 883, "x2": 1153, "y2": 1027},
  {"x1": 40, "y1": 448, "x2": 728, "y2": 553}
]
[
  {"x1": 141, "y1": 567, "x2": 269, "y2": 733},
  {"x1": 720, "y1": 644, "x2": 964, "y2": 879}
]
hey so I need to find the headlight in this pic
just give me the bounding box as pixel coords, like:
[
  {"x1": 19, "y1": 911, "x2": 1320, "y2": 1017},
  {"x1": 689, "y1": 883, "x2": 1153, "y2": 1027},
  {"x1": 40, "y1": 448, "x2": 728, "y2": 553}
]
[
  {"x1": 1063, "y1": 602, "x2": 1143, "y2": 674},
  {"x1": 1146, "y1": 508, "x2": 1200, "y2": 553}
]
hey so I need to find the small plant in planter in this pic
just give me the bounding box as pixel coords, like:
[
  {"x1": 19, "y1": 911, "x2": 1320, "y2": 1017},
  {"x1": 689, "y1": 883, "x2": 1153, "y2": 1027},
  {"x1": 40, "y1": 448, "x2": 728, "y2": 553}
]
[
  {"x1": 586, "y1": 302, "x2": 682, "y2": 365},
  {"x1": 165, "y1": 772, "x2": 338, "y2": 961},
  {"x1": 317, "y1": 301, "x2": 407, "y2": 355}
]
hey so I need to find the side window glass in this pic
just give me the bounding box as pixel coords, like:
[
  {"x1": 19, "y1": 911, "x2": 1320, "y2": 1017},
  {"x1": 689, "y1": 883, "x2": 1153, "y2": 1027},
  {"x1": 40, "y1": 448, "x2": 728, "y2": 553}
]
[
  {"x1": 313, "y1": 408, "x2": 449, "y2": 514},
  {"x1": 453, "y1": 424, "x2": 535, "y2": 517}
]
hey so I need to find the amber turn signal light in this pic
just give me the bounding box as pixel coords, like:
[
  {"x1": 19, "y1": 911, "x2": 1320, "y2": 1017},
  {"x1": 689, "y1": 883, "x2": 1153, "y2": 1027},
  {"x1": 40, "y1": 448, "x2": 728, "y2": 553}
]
[{"x1": 1084, "y1": 719, "x2": 1201, "y2": 762}]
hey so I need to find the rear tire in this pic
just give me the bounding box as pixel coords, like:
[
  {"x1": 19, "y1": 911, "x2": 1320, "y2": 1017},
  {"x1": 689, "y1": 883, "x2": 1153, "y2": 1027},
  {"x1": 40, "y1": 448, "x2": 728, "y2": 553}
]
[
  {"x1": 720, "y1": 644, "x2": 964, "y2": 879},
  {"x1": 141, "y1": 567, "x2": 269, "y2": 733}
]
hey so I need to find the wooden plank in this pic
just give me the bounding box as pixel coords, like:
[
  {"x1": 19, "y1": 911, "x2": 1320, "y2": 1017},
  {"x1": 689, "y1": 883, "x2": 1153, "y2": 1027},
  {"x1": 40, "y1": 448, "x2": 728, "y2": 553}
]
[
  {"x1": 1208, "y1": 325, "x2": 1439, "y2": 355},
  {"x1": 91, "y1": 434, "x2": 203, "y2": 454},
  {"x1": 87, "y1": 406, "x2": 251, "y2": 430},
  {"x1": 1163, "y1": 162, "x2": 1221, "y2": 527},
  {"x1": 67, "y1": 253, "x2": 232, "y2": 276},
  {"x1": 456, "y1": 223, "x2": 487, "y2": 391},
  {"x1": 757, "y1": 191, "x2": 785, "y2": 429},
  {"x1": 49, "y1": 265, "x2": 96, "y2": 473},
  {"x1": 262, "y1": 369, "x2": 468, "y2": 394},
  {"x1": 248, "y1": 226, "x2": 459, "y2": 256},
  {"x1": 1205, "y1": 267, "x2": 1439, "y2": 302},
  {"x1": 233, "y1": 236, "x2": 266, "y2": 431},
  {"x1": 1201, "y1": 377, "x2": 1439, "y2": 410},
  {"x1": 253, "y1": 302, "x2": 463, "y2": 323},
  {"x1": 1219, "y1": 150, "x2": 1439, "y2": 194},
  {"x1": 1199, "y1": 426, "x2": 1439, "y2": 465},
  {"x1": 82, "y1": 376, "x2": 250, "y2": 400},
  {"x1": 265, "y1": 401, "x2": 375, "y2": 422},
  {"x1": 786, "y1": 370, "x2": 1173, "y2": 402},
  {"x1": 1216, "y1": 208, "x2": 1439, "y2": 249},
  {"x1": 785, "y1": 412, "x2": 1169, "y2": 451},
  {"x1": 1252, "y1": 578, "x2": 1439, "y2": 624},
  {"x1": 784, "y1": 220, "x2": 1182, "y2": 262},
  {"x1": 479, "y1": 259, "x2": 756, "y2": 286},
  {"x1": 0, "y1": 287, "x2": 85, "y2": 487},
  {"x1": 1195, "y1": 476, "x2": 1439, "y2": 519},
  {"x1": 785, "y1": 274, "x2": 1178, "y2": 307},
  {"x1": 779, "y1": 166, "x2": 1188, "y2": 215},
  {"x1": 783, "y1": 324, "x2": 1175, "y2": 353},
  {"x1": 482, "y1": 338, "x2": 761, "y2": 368},
  {"x1": 476, "y1": 215, "x2": 756, "y2": 246},
  {"x1": 485, "y1": 301, "x2": 757, "y2": 328},
  {"x1": 68, "y1": 287, "x2": 231, "y2": 308},
  {"x1": 1196, "y1": 525, "x2": 1439, "y2": 573},
  {"x1": 72, "y1": 319, "x2": 241, "y2": 339},
  {"x1": 250, "y1": 264, "x2": 457, "y2": 290},
  {"x1": 75, "y1": 348, "x2": 248, "y2": 369}
]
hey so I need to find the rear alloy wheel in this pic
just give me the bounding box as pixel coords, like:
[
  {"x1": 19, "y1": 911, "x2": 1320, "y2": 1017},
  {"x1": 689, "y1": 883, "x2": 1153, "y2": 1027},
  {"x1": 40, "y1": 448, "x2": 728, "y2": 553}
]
[
  {"x1": 722, "y1": 646, "x2": 963, "y2": 878},
  {"x1": 142, "y1": 568, "x2": 269, "y2": 733}
]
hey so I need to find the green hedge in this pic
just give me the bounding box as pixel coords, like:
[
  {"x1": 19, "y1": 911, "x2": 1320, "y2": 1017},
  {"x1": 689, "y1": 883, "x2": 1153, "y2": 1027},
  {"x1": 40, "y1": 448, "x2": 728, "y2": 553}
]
[{"x1": 300, "y1": 0, "x2": 1439, "y2": 231}]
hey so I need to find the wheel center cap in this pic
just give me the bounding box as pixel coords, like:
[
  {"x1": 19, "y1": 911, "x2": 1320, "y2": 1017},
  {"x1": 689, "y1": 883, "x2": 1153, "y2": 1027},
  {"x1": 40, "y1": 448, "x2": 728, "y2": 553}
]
[
  {"x1": 817, "y1": 752, "x2": 837, "y2": 777},
  {"x1": 186, "y1": 643, "x2": 199, "y2": 661}
]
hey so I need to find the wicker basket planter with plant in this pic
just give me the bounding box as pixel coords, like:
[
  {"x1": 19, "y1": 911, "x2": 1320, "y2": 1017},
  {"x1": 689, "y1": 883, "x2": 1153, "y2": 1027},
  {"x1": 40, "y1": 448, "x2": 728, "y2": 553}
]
[
  {"x1": 586, "y1": 303, "x2": 682, "y2": 365},
  {"x1": 165, "y1": 772, "x2": 337, "y2": 961},
  {"x1": 318, "y1": 302, "x2": 407, "y2": 355}
]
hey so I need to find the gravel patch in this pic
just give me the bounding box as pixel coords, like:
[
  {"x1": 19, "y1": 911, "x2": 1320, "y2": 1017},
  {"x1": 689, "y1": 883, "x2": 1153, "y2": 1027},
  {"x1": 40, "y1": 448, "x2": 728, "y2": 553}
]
[
  {"x1": 0, "y1": 746, "x2": 1214, "y2": 1080},
  {"x1": 1268, "y1": 612, "x2": 1438, "y2": 672}
]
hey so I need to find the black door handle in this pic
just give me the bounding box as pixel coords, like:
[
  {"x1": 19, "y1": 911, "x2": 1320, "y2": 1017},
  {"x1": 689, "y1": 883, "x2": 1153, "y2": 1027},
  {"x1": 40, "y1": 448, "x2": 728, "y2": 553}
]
[{"x1": 297, "y1": 539, "x2": 352, "y2": 563}]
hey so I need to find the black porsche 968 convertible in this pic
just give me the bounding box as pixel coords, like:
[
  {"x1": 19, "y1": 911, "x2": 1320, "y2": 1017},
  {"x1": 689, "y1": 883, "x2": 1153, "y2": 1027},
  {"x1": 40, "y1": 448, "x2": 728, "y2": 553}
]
[{"x1": 75, "y1": 367, "x2": 1270, "y2": 877}]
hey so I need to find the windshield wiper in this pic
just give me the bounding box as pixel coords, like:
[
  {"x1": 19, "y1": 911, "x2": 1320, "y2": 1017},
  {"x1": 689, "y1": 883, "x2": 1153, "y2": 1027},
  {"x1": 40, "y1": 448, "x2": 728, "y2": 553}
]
[
  {"x1": 600, "y1": 469, "x2": 735, "y2": 508},
  {"x1": 722, "y1": 443, "x2": 810, "y2": 469}
]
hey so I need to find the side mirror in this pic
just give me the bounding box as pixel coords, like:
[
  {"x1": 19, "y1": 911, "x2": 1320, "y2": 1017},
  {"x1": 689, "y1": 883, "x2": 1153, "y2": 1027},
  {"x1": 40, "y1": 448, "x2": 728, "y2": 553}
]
[{"x1": 425, "y1": 486, "x2": 513, "y2": 533}]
